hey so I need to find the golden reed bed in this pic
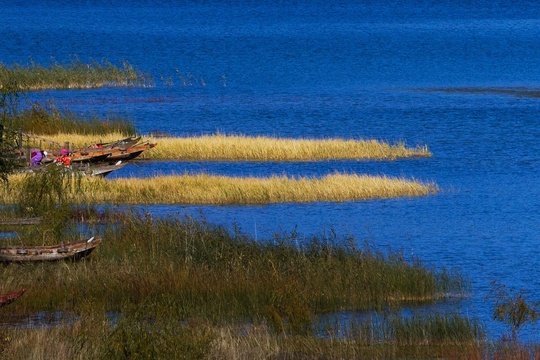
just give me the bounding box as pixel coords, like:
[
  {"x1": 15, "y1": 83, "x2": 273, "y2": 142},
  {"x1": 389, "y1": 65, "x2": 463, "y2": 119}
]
[
  {"x1": 3, "y1": 173, "x2": 437, "y2": 205},
  {"x1": 39, "y1": 133, "x2": 431, "y2": 161}
]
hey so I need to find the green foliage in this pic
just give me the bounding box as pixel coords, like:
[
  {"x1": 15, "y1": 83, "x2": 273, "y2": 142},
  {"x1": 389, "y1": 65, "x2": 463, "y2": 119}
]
[
  {"x1": 488, "y1": 280, "x2": 540, "y2": 342},
  {"x1": 0, "y1": 79, "x2": 25, "y2": 182},
  {"x1": 322, "y1": 313, "x2": 483, "y2": 345},
  {"x1": 92, "y1": 214, "x2": 467, "y2": 334},
  {"x1": 16, "y1": 165, "x2": 82, "y2": 239},
  {"x1": 17, "y1": 165, "x2": 79, "y2": 215},
  {"x1": 389, "y1": 314, "x2": 483, "y2": 345}
]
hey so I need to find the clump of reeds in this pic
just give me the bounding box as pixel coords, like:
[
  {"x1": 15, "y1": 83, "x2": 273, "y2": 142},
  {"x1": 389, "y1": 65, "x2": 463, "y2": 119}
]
[
  {"x1": 142, "y1": 134, "x2": 431, "y2": 161},
  {"x1": 0, "y1": 58, "x2": 151, "y2": 91},
  {"x1": 1, "y1": 173, "x2": 437, "y2": 205},
  {"x1": 12, "y1": 103, "x2": 136, "y2": 136},
  {"x1": 0, "y1": 212, "x2": 465, "y2": 322}
]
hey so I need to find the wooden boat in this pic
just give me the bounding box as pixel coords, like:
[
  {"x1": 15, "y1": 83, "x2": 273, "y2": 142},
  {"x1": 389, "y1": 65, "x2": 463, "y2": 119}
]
[
  {"x1": 94, "y1": 136, "x2": 142, "y2": 150},
  {"x1": 0, "y1": 289, "x2": 26, "y2": 308},
  {"x1": 0, "y1": 237, "x2": 102, "y2": 262},
  {"x1": 69, "y1": 140, "x2": 155, "y2": 163},
  {"x1": 70, "y1": 149, "x2": 113, "y2": 163},
  {"x1": 73, "y1": 161, "x2": 127, "y2": 177},
  {"x1": 19, "y1": 161, "x2": 126, "y2": 177},
  {"x1": 107, "y1": 142, "x2": 157, "y2": 161}
]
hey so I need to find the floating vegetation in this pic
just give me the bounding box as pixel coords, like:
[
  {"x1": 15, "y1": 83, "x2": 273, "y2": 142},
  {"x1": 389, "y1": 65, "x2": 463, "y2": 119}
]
[
  {"x1": 0, "y1": 58, "x2": 151, "y2": 91},
  {"x1": 0, "y1": 173, "x2": 437, "y2": 205}
]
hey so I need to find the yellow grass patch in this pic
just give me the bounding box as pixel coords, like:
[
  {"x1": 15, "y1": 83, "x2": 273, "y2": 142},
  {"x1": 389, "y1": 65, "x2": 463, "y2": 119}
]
[
  {"x1": 2, "y1": 173, "x2": 437, "y2": 205},
  {"x1": 35, "y1": 133, "x2": 431, "y2": 161}
]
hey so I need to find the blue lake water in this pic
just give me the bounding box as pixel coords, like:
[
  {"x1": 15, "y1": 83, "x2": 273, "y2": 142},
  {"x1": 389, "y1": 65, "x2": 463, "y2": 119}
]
[{"x1": 2, "y1": 0, "x2": 540, "y2": 340}]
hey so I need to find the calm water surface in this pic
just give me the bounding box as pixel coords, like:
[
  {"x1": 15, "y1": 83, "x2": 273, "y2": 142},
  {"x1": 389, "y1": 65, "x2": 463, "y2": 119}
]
[{"x1": 2, "y1": 0, "x2": 540, "y2": 340}]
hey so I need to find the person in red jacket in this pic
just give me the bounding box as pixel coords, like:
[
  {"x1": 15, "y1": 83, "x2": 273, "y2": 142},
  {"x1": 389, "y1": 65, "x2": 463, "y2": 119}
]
[{"x1": 55, "y1": 148, "x2": 72, "y2": 166}]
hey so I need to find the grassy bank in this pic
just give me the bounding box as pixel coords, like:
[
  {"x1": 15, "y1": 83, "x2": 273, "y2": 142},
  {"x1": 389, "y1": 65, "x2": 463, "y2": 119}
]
[
  {"x1": 0, "y1": 212, "x2": 482, "y2": 359},
  {"x1": 33, "y1": 133, "x2": 431, "y2": 161},
  {"x1": 3, "y1": 214, "x2": 465, "y2": 316},
  {"x1": 2, "y1": 173, "x2": 437, "y2": 205},
  {"x1": 0, "y1": 59, "x2": 150, "y2": 91}
]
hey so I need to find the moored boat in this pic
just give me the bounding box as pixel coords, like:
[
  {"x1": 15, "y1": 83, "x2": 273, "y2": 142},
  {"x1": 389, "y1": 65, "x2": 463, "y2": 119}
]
[
  {"x1": 70, "y1": 149, "x2": 114, "y2": 163},
  {"x1": 70, "y1": 161, "x2": 127, "y2": 177},
  {"x1": 93, "y1": 136, "x2": 142, "y2": 149},
  {"x1": 0, "y1": 237, "x2": 102, "y2": 262},
  {"x1": 107, "y1": 142, "x2": 157, "y2": 161},
  {"x1": 69, "y1": 140, "x2": 156, "y2": 163},
  {"x1": 20, "y1": 161, "x2": 126, "y2": 177}
]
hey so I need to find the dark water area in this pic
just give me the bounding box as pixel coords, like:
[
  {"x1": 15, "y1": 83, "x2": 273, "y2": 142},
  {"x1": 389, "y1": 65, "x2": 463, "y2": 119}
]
[{"x1": 2, "y1": 0, "x2": 540, "y2": 340}]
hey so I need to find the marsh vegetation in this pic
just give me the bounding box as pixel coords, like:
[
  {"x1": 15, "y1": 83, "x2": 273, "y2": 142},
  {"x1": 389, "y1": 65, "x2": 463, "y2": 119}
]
[
  {"x1": 38, "y1": 132, "x2": 431, "y2": 162},
  {"x1": 0, "y1": 206, "x2": 486, "y2": 359},
  {"x1": 0, "y1": 59, "x2": 151, "y2": 91}
]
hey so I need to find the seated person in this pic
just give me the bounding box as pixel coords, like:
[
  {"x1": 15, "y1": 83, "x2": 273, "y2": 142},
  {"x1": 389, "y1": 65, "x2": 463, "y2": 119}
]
[
  {"x1": 55, "y1": 148, "x2": 72, "y2": 166},
  {"x1": 30, "y1": 149, "x2": 43, "y2": 166}
]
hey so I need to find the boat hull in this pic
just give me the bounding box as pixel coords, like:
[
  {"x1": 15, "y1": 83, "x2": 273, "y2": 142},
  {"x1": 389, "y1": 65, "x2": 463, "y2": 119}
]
[
  {"x1": 0, "y1": 289, "x2": 26, "y2": 308},
  {"x1": 0, "y1": 237, "x2": 102, "y2": 262}
]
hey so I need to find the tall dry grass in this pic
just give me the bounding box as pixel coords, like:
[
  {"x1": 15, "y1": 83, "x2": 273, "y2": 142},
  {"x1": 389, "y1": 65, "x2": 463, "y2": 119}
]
[
  {"x1": 2, "y1": 173, "x2": 437, "y2": 205},
  {"x1": 33, "y1": 133, "x2": 430, "y2": 161},
  {"x1": 142, "y1": 134, "x2": 431, "y2": 161}
]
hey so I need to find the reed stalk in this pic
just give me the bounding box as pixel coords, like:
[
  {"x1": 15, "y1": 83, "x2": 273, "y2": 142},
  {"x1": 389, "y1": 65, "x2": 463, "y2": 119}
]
[{"x1": 1, "y1": 173, "x2": 437, "y2": 205}]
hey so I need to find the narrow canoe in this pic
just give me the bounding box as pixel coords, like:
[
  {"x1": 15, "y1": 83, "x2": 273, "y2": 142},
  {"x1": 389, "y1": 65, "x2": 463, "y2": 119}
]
[
  {"x1": 19, "y1": 161, "x2": 126, "y2": 177},
  {"x1": 97, "y1": 136, "x2": 142, "y2": 149},
  {"x1": 0, "y1": 237, "x2": 102, "y2": 262}
]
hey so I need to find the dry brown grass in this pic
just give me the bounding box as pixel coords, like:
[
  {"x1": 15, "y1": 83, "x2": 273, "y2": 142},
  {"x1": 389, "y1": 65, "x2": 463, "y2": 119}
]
[
  {"x1": 142, "y1": 134, "x2": 431, "y2": 161},
  {"x1": 35, "y1": 133, "x2": 431, "y2": 161},
  {"x1": 1, "y1": 173, "x2": 436, "y2": 205}
]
